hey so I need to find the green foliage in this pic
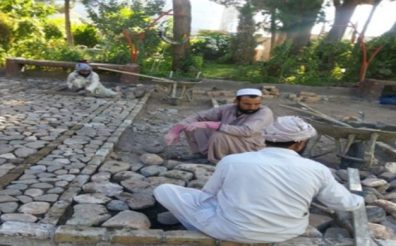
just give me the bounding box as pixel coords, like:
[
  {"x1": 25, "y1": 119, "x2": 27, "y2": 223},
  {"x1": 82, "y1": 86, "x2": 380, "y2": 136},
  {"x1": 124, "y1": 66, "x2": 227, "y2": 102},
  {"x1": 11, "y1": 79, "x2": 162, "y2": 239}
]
[
  {"x1": 14, "y1": 19, "x2": 43, "y2": 40},
  {"x1": 363, "y1": 35, "x2": 396, "y2": 80},
  {"x1": 259, "y1": 40, "x2": 357, "y2": 85},
  {"x1": 0, "y1": 47, "x2": 6, "y2": 66},
  {"x1": 0, "y1": 13, "x2": 13, "y2": 50},
  {"x1": 43, "y1": 22, "x2": 63, "y2": 40},
  {"x1": 0, "y1": 0, "x2": 55, "y2": 19},
  {"x1": 42, "y1": 41, "x2": 84, "y2": 61},
  {"x1": 190, "y1": 31, "x2": 232, "y2": 61},
  {"x1": 83, "y1": 0, "x2": 164, "y2": 63},
  {"x1": 73, "y1": 24, "x2": 100, "y2": 47}
]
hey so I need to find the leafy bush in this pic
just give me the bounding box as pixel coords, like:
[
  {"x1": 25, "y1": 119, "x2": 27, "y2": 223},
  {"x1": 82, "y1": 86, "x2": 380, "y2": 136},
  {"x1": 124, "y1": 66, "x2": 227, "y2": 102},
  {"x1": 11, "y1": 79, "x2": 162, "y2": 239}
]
[
  {"x1": 43, "y1": 22, "x2": 63, "y2": 40},
  {"x1": 363, "y1": 35, "x2": 396, "y2": 80},
  {"x1": 258, "y1": 40, "x2": 357, "y2": 85},
  {"x1": 190, "y1": 31, "x2": 233, "y2": 61},
  {"x1": 73, "y1": 24, "x2": 100, "y2": 47},
  {"x1": 14, "y1": 19, "x2": 42, "y2": 40},
  {"x1": 0, "y1": 13, "x2": 13, "y2": 50}
]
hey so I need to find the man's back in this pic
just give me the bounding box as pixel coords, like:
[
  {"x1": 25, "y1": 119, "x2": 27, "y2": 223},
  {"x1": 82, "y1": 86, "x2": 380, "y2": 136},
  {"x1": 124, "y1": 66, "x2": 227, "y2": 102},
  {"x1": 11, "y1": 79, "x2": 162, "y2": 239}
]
[{"x1": 202, "y1": 147, "x2": 361, "y2": 242}]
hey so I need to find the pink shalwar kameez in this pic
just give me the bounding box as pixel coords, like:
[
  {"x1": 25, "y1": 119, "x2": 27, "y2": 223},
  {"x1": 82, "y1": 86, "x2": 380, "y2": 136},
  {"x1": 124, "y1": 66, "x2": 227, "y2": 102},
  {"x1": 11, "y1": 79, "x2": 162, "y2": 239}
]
[{"x1": 181, "y1": 104, "x2": 274, "y2": 163}]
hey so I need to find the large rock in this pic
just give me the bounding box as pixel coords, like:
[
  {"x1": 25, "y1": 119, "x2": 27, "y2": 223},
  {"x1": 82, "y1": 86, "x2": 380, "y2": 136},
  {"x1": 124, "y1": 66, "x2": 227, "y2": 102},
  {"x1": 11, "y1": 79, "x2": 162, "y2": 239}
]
[
  {"x1": 140, "y1": 166, "x2": 167, "y2": 177},
  {"x1": 82, "y1": 182, "x2": 123, "y2": 196},
  {"x1": 139, "y1": 153, "x2": 164, "y2": 165},
  {"x1": 102, "y1": 210, "x2": 150, "y2": 229},
  {"x1": 73, "y1": 193, "x2": 111, "y2": 204},
  {"x1": 163, "y1": 170, "x2": 193, "y2": 182},
  {"x1": 126, "y1": 193, "x2": 155, "y2": 210},
  {"x1": 14, "y1": 147, "x2": 36, "y2": 158},
  {"x1": 19, "y1": 202, "x2": 50, "y2": 215},
  {"x1": 366, "y1": 206, "x2": 386, "y2": 223},
  {"x1": 368, "y1": 222, "x2": 395, "y2": 240},
  {"x1": 374, "y1": 200, "x2": 396, "y2": 218},
  {"x1": 99, "y1": 160, "x2": 130, "y2": 174},
  {"x1": 1, "y1": 213, "x2": 38, "y2": 223},
  {"x1": 113, "y1": 171, "x2": 145, "y2": 182},
  {"x1": 66, "y1": 204, "x2": 110, "y2": 226},
  {"x1": 157, "y1": 211, "x2": 179, "y2": 225}
]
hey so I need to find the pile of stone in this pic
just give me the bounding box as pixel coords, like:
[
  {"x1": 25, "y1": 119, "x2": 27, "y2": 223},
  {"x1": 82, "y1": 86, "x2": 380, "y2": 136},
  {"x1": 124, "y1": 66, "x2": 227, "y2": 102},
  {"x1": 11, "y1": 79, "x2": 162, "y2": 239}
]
[
  {"x1": 288, "y1": 91, "x2": 322, "y2": 103},
  {"x1": 44, "y1": 147, "x2": 396, "y2": 244},
  {"x1": 64, "y1": 153, "x2": 214, "y2": 229},
  {"x1": 261, "y1": 85, "x2": 280, "y2": 99}
]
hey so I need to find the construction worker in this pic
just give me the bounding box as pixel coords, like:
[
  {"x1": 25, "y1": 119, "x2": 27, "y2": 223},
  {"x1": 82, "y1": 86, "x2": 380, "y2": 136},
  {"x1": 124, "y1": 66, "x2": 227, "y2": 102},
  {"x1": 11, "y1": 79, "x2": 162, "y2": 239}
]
[
  {"x1": 66, "y1": 62, "x2": 119, "y2": 97},
  {"x1": 164, "y1": 88, "x2": 274, "y2": 163},
  {"x1": 154, "y1": 116, "x2": 364, "y2": 243}
]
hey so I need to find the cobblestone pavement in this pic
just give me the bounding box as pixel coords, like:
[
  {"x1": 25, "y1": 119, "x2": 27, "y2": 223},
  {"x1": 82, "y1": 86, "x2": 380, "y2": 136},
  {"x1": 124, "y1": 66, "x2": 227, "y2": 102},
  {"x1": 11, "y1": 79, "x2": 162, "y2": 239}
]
[{"x1": 0, "y1": 77, "x2": 395, "y2": 246}]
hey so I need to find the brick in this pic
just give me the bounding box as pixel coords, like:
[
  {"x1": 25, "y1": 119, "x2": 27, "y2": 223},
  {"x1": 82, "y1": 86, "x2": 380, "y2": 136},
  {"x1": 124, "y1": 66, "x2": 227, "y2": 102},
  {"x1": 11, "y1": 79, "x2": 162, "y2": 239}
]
[
  {"x1": 110, "y1": 229, "x2": 163, "y2": 245},
  {"x1": 163, "y1": 230, "x2": 216, "y2": 245},
  {"x1": 54, "y1": 225, "x2": 107, "y2": 244},
  {"x1": 0, "y1": 221, "x2": 55, "y2": 240}
]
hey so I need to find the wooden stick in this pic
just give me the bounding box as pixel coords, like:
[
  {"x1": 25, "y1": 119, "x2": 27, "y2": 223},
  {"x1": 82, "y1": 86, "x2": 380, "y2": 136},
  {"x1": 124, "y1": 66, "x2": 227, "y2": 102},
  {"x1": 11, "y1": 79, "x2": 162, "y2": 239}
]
[
  {"x1": 296, "y1": 101, "x2": 352, "y2": 127},
  {"x1": 98, "y1": 66, "x2": 176, "y2": 83}
]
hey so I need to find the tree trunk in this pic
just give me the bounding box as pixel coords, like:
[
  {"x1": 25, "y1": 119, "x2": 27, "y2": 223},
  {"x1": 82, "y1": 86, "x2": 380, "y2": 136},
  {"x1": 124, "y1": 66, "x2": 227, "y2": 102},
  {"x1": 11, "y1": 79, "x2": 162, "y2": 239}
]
[
  {"x1": 287, "y1": 24, "x2": 314, "y2": 52},
  {"x1": 325, "y1": 0, "x2": 360, "y2": 43},
  {"x1": 65, "y1": 0, "x2": 74, "y2": 46},
  {"x1": 385, "y1": 21, "x2": 396, "y2": 36},
  {"x1": 269, "y1": 7, "x2": 276, "y2": 56},
  {"x1": 172, "y1": 0, "x2": 191, "y2": 72}
]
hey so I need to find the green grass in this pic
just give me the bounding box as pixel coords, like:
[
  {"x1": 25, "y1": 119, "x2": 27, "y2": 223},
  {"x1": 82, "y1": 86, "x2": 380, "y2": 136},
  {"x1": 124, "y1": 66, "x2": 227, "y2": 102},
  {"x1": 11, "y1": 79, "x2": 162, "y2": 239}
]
[{"x1": 201, "y1": 63, "x2": 263, "y2": 83}]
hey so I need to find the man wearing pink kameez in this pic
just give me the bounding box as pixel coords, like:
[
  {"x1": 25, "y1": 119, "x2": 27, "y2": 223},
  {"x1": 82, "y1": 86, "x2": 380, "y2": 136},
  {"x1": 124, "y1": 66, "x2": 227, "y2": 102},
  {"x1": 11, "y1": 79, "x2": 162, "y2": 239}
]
[{"x1": 164, "y1": 88, "x2": 274, "y2": 163}]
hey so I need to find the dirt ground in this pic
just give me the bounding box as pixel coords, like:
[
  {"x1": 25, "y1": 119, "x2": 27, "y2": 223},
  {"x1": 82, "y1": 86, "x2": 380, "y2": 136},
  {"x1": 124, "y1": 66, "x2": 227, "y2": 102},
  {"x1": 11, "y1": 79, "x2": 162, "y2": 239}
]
[{"x1": 114, "y1": 79, "x2": 396, "y2": 170}]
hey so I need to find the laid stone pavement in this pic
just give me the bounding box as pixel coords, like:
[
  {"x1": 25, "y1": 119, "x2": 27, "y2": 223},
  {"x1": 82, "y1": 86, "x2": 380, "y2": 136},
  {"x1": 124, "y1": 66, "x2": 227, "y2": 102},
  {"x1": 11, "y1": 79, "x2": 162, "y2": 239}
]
[{"x1": 1, "y1": 77, "x2": 396, "y2": 246}]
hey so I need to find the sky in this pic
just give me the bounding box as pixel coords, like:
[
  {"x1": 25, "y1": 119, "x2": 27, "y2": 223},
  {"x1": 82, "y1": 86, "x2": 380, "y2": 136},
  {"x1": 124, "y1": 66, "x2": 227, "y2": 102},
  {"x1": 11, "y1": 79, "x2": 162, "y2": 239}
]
[
  {"x1": 73, "y1": 0, "x2": 396, "y2": 37},
  {"x1": 164, "y1": 0, "x2": 396, "y2": 37}
]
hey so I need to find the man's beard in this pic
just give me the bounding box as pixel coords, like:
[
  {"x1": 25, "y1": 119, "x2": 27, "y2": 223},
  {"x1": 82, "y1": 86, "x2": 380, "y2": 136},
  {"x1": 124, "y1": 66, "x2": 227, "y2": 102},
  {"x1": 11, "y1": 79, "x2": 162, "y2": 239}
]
[
  {"x1": 237, "y1": 106, "x2": 260, "y2": 115},
  {"x1": 298, "y1": 140, "x2": 310, "y2": 156},
  {"x1": 78, "y1": 72, "x2": 90, "y2": 78}
]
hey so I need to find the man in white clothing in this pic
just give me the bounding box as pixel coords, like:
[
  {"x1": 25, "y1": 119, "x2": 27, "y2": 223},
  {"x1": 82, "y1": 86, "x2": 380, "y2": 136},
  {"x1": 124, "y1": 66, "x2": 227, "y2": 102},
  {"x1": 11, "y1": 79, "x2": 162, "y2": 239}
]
[
  {"x1": 154, "y1": 116, "x2": 364, "y2": 243},
  {"x1": 66, "y1": 63, "x2": 119, "y2": 97}
]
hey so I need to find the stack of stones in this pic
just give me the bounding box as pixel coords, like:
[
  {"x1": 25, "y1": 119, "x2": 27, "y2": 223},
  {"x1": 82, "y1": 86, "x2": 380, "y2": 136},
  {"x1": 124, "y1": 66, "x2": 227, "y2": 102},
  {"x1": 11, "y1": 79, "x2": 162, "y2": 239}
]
[
  {"x1": 261, "y1": 85, "x2": 280, "y2": 99},
  {"x1": 45, "y1": 148, "x2": 395, "y2": 244},
  {"x1": 288, "y1": 91, "x2": 323, "y2": 103},
  {"x1": 63, "y1": 153, "x2": 215, "y2": 229}
]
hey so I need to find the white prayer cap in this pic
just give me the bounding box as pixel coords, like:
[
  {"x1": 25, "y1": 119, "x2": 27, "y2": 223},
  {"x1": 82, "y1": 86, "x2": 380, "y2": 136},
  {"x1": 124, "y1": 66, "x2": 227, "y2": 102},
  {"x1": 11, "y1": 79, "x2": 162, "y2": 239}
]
[
  {"x1": 75, "y1": 63, "x2": 92, "y2": 71},
  {"x1": 263, "y1": 116, "x2": 316, "y2": 142},
  {"x1": 236, "y1": 88, "x2": 262, "y2": 97}
]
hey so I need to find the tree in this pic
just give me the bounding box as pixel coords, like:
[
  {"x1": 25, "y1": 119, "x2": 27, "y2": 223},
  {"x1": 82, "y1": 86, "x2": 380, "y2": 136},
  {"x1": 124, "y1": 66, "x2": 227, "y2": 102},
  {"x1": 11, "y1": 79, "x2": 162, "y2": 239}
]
[
  {"x1": 232, "y1": 2, "x2": 256, "y2": 64},
  {"x1": 213, "y1": 0, "x2": 324, "y2": 53},
  {"x1": 324, "y1": 0, "x2": 380, "y2": 43},
  {"x1": 384, "y1": 21, "x2": 396, "y2": 36},
  {"x1": 172, "y1": 0, "x2": 191, "y2": 72},
  {"x1": 64, "y1": 0, "x2": 74, "y2": 45},
  {"x1": 83, "y1": 0, "x2": 165, "y2": 64}
]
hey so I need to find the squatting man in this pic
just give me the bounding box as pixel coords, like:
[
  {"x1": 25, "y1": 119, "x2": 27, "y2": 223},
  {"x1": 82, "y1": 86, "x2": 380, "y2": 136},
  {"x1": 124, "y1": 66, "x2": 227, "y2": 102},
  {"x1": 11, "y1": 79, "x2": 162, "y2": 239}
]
[
  {"x1": 66, "y1": 62, "x2": 119, "y2": 97},
  {"x1": 154, "y1": 116, "x2": 364, "y2": 243},
  {"x1": 164, "y1": 88, "x2": 274, "y2": 163}
]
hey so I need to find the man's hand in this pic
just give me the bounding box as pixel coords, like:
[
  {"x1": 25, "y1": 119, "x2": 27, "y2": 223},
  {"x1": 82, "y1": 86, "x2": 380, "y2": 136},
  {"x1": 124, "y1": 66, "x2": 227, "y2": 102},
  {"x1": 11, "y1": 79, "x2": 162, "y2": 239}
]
[
  {"x1": 185, "y1": 121, "x2": 221, "y2": 131},
  {"x1": 164, "y1": 123, "x2": 186, "y2": 145}
]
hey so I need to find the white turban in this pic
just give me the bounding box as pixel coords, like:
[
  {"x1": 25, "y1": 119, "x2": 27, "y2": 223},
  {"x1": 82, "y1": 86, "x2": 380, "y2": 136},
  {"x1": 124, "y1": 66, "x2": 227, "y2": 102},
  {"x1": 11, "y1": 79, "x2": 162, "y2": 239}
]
[
  {"x1": 236, "y1": 88, "x2": 262, "y2": 97},
  {"x1": 75, "y1": 63, "x2": 92, "y2": 71},
  {"x1": 264, "y1": 116, "x2": 316, "y2": 142}
]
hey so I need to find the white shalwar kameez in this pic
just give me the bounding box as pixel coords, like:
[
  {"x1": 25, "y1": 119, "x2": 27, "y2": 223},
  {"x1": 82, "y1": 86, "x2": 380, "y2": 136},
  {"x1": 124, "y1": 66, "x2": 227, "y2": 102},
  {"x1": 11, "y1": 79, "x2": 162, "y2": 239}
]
[
  {"x1": 154, "y1": 147, "x2": 363, "y2": 243},
  {"x1": 66, "y1": 71, "x2": 118, "y2": 97}
]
